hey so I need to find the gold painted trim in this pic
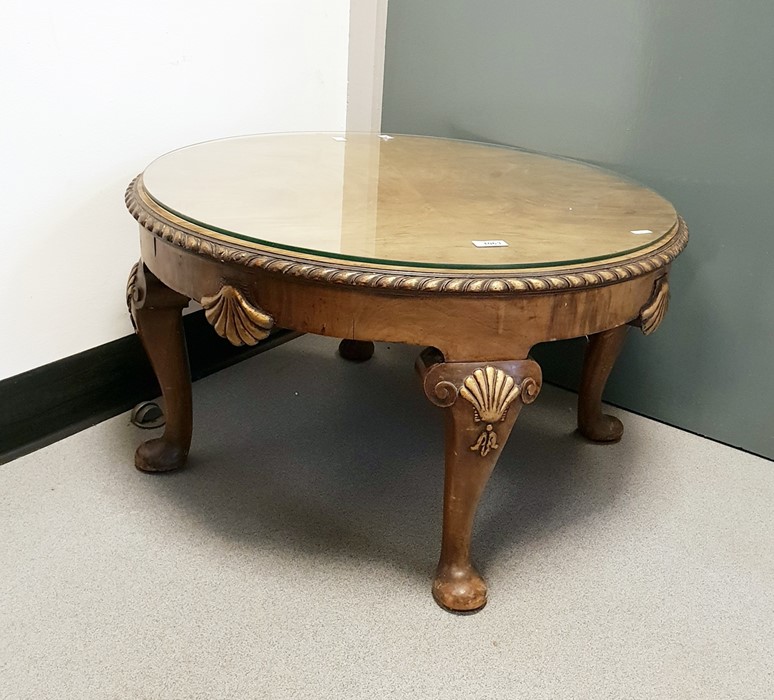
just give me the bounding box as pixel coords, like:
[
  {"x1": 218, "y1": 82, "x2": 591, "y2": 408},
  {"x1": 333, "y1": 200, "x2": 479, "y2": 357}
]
[
  {"x1": 126, "y1": 261, "x2": 140, "y2": 312},
  {"x1": 460, "y1": 367, "x2": 521, "y2": 423},
  {"x1": 638, "y1": 276, "x2": 670, "y2": 335},
  {"x1": 458, "y1": 367, "x2": 541, "y2": 457},
  {"x1": 200, "y1": 285, "x2": 274, "y2": 346}
]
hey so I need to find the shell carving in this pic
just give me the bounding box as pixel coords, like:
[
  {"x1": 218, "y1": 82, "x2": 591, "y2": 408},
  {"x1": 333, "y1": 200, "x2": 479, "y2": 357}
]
[
  {"x1": 460, "y1": 367, "x2": 521, "y2": 423},
  {"x1": 126, "y1": 262, "x2": 139, "y2": 312},
  {"x1": 639, "y1": 276, "x2": 670, "y2": 335},
  {"x1": 200, "y1": 285, "x2": 273, "y2": 346},
  {"x1": 460, "y1": 367, "x2": 522, "y2": 457},
  {"x1": 126, "y1": 261, "x2": 145, "y2": 331}
]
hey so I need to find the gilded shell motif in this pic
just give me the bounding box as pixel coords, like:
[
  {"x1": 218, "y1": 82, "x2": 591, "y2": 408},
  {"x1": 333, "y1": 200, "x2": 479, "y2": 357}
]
[
  {"x1": 639, "y1": 276, "x2": 670, "y2": 335},
  {"x1": 460, "y1": 366, "x2": 521, "y2": 423},
  {"x1": 200, "y1": 285, "x2": 273, "y2": 346}
]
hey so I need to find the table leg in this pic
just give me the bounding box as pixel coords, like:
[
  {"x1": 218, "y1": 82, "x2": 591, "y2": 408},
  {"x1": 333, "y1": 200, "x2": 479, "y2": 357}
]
[
  {"x1": 338, "y1": 339, "x2": 375, "y2": 362},
  {"x1": 419, "y1": 353, "x2": 542, "y2": 612},
  {"x1": 127, "y1": 261, "x2": 192, "y2": 472},
  {"x1": 577, "y1": 325, "x2": 629, "y2": 442}
]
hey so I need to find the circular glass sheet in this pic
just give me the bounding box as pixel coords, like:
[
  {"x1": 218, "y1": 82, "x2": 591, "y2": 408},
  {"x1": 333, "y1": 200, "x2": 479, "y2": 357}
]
[{"x1": 142, "y1": 133, "x2": 677, "y2": 270}]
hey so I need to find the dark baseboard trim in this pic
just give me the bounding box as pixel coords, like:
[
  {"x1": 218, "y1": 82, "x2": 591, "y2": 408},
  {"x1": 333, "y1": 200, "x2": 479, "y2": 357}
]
[{"x1": 0, "y1": 311, "x2": 301, "y2": 465}]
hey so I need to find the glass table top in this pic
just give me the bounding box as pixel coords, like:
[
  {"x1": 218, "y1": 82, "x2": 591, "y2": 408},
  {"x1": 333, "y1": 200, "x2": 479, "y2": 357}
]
[{"x1": 142, "y1": 133, "x2": 678, "y2": 270}]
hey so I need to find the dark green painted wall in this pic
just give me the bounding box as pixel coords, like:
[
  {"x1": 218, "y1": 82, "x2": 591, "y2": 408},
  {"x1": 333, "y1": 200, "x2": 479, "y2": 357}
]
[{"x1": 382, "y1": 0, "x2": 774, "y2": 459}]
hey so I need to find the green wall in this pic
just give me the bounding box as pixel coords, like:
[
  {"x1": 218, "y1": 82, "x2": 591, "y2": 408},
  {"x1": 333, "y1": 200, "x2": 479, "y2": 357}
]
[{"x1": 382, "y1": 0, "x2": 774, "y2": 459}]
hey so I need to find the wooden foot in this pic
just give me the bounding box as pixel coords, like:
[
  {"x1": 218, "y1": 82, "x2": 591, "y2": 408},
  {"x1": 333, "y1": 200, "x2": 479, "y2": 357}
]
[
  {"x1": 338, "y1": 339, "x2": 374, "y2": 362},
  {"x1": 577, "y1": 325, "x2": 629, "y2": 442},
  {"x1": 418, "y1": 350, "x2": 542, "y2": 612},
  {"x1": 127, "y1": 261, "x2": 192, "y2": 472}
]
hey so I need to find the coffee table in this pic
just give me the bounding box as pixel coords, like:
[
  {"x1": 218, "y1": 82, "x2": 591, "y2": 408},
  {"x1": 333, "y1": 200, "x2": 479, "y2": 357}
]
[{"x1": 125, "y1": 133, "x2": 688, "y2": 612}]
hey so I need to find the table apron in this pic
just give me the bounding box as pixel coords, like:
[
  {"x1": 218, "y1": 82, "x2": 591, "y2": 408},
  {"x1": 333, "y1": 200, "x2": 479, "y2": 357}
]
[{"x1": 140, "y1": 230, "x2": 665, "y2": 361}]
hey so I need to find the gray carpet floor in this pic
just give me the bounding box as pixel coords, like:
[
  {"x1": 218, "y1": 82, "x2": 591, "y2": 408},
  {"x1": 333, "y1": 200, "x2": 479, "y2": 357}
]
[{"x1": 1, "y1": 335, "x2": 772, "y2": 699}]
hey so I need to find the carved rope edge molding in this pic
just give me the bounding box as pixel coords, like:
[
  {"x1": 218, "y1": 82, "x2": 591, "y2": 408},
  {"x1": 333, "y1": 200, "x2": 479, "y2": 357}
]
[
  {"x1": 200, "y1": 285, "x2": 274, "y2": 346},
  {"x1": 127, "y1": 176, "x2": 689, "y2": 295}
]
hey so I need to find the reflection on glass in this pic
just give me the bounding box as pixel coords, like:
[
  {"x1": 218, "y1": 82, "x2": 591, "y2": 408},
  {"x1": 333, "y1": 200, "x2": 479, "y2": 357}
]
[{"x1": 142, "y1": 133, "x2": 677, "y2": 270}]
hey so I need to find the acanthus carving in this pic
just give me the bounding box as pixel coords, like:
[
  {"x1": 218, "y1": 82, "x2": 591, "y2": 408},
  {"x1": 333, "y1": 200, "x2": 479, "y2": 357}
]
[
  {"x1": 126, "y1": 176, "x2": 689, "y2": 295},
  {"x1": 638, "y1": 276, "x2": 670, "y2": 335},
  {"x1": 200, "y1": 285, "x2": 274, "y2": 346}
]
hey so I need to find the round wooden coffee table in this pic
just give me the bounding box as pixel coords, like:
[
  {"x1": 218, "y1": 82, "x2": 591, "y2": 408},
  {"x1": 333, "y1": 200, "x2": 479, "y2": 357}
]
[{"x1": 125, "y1": 133, "x2": 687, "y2": 612}]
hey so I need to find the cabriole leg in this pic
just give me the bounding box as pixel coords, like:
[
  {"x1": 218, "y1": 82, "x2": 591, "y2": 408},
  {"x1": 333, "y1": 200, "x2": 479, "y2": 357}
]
[
  {"x1": 577, "y1": 325, "x2": 629, "y2": 442},
  {"x1": 418, "y1": 351, "x2": 542, "y2": 612},
  {"x1": 127, "y1": 261, "x2": 192, "y2": 472},
  {"x1": 338, "y1": 339, "x2": 375, "y2": 362}
]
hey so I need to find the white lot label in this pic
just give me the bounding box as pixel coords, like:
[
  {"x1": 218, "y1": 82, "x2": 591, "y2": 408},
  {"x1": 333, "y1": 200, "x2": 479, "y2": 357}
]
[{"x1": 472, "y1": 239, "x2": 509, "y2": 248}]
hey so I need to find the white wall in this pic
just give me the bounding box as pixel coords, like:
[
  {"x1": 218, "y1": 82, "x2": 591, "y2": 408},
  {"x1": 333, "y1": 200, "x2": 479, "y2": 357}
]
[
  {"x1": 0, "y1": 0, "x2": 351, "y2": 380},
  {"x1": 346, "y1": 0, "x2": 388, "y2": 132}
]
